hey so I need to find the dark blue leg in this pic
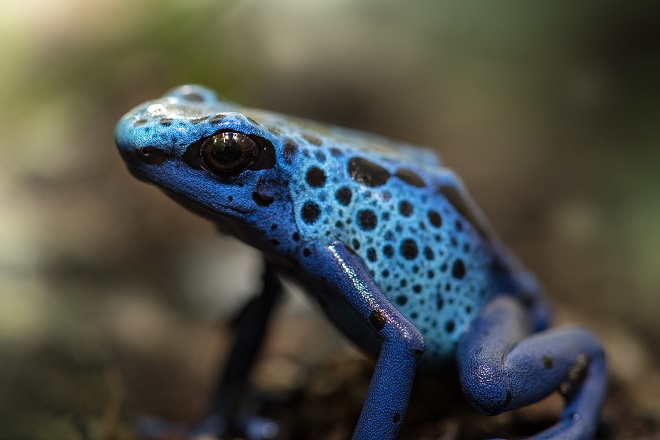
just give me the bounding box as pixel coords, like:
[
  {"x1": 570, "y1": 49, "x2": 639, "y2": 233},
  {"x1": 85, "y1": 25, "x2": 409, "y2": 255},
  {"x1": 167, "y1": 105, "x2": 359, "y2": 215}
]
[
  {"x1": 309, "y1": 242, "x2": 425, "y2": 440},
  {"x1": 141, "y1": 261, "x2": 282, "y2": 440},
  {"x1": 457, "y1": 296, "x2": 607, "y2": 440},
  {"x1": 202, "y1": 261, "x2": 282, "y2": 439},
  {"x1": 211, "y1": 263, "x2": 281, "y2": 411}
]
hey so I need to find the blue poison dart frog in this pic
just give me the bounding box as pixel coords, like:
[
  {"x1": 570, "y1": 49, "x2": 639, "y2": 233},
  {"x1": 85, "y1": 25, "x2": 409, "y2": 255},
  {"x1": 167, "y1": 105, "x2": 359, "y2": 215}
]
[{"x1": 115, "y1": 85, "x2": 607, "y2": 440}]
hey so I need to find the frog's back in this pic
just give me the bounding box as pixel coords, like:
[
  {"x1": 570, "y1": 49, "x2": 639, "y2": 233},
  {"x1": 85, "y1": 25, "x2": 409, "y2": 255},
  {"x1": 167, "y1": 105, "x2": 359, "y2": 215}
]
[
  {"x1": 278, "y1": 122, "x2": 533, "y2": 364},
  {"x1": 208, "y1": 92, "x2": 535, "y2": 364}
]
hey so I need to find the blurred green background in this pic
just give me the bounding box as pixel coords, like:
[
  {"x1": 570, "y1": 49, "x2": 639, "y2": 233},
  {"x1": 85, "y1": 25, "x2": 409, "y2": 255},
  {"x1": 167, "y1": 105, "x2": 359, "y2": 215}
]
[{"x1": 1, "y1": 0, "x2": 659, "y2": 439}]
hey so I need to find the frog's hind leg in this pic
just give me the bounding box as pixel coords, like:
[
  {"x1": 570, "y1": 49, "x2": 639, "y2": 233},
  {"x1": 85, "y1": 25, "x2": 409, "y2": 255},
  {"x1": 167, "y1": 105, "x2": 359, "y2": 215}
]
[{"x1": 457, "y1": 296, "x2": 606, "y2": 440}]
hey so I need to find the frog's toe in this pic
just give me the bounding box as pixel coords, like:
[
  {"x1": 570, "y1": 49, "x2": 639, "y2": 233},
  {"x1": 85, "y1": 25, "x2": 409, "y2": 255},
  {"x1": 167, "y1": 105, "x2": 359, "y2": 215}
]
[
  {"x1": 139, "y1": 413, "x2": 279, "y2": 440},
  {"x1": 137, "y1": 414, "x2": 229, "y2": 440},
  {"x1": 190, "y1": 413, "x2": 279, "y2": 440},
  {"x1": 187, "y1": 414, "x2": 226, "y2": 438}
]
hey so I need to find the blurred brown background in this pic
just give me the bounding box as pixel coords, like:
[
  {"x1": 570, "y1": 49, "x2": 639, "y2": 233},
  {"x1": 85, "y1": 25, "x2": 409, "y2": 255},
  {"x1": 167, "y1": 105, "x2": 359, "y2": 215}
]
[{"x1": 0, "y1": 1, "x2": 658, "y2": 439}]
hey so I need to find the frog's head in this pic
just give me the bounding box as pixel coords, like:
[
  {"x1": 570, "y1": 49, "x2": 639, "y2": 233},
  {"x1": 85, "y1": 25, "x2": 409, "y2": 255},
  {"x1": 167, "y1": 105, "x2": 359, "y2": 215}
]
[{"x1": 115, "y1": 85, "x2": 293, "y2": 244}]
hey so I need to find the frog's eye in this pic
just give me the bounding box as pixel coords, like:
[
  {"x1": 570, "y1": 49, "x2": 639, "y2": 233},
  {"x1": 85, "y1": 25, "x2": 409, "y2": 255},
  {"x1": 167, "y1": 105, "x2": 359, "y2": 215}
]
[{"x1": 200, "y1": 131, "x2": 259, "y2": 175}]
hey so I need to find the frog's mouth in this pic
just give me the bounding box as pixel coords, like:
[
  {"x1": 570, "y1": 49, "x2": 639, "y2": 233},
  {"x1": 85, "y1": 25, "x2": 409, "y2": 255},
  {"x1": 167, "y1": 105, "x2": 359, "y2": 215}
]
[
  {"x1": 162, "y1": 190, "x2": 250, "y2": 218},
  {"x1": 122, "y1": 162, "x2": 251, "y2": 218}
]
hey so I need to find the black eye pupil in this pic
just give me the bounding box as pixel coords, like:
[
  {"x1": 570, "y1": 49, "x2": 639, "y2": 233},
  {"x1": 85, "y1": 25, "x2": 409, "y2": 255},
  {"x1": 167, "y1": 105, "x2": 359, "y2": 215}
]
[
  {"x1": 200, "y1": 132, "x2": 259, "y2": 174},
  {"x1": 208, "y1": 133, "x2": 243, "y2": 162}
]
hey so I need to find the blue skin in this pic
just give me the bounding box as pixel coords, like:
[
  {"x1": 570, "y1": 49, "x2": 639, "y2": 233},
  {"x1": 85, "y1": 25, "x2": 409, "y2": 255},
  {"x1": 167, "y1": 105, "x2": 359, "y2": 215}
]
[{"x1": 115, "y1": 85, "x2": 607, "y2": 440}]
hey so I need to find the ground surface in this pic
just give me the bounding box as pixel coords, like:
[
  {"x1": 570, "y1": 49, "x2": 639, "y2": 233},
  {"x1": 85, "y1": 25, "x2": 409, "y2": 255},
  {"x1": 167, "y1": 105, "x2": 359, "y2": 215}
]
[{"x1": 3, "y1": 293, "x2": 658, "y2": 440}]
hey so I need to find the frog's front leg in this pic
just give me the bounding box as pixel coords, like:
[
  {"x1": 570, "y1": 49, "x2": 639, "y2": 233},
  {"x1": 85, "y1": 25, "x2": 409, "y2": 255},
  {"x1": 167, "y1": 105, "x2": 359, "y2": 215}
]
[
  {"x1": 204, "y1": 261, "x2": 283, "y2": 438},
  {"x1": 308, "y1": 242, "x2": 425, "y2": 440},
  {"x1": 457, "y1": 296, "x2": 606, "y2": 439},
  {"x1": 160, "y1": 262, "x2": 281, "y2": 440},
  {"x1": 139, "y1": 262, "x2": 282, "y2": 440}
]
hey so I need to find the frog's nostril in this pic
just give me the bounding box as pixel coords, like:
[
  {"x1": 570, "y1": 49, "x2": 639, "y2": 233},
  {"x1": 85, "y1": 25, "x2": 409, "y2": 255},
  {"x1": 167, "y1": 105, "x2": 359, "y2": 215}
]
[{"x1": 136, "y1": 146, "x2": 173, "y2": 165}]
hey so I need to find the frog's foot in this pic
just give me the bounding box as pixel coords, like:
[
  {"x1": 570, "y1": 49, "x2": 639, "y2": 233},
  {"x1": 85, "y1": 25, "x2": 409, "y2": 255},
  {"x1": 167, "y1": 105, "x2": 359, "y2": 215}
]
[
  {"x1": 137, "y1": 416, "x2": 208, "y2": 440},
  {"x1": 457, "y1": 296, "x2": 606, "y2": 440},
  {"x1": 230, "y1": 413, "x2": 279, "y2": 440},
  {"x1": 138, "y1": 412, "x2": 279, "y2": 440}
]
